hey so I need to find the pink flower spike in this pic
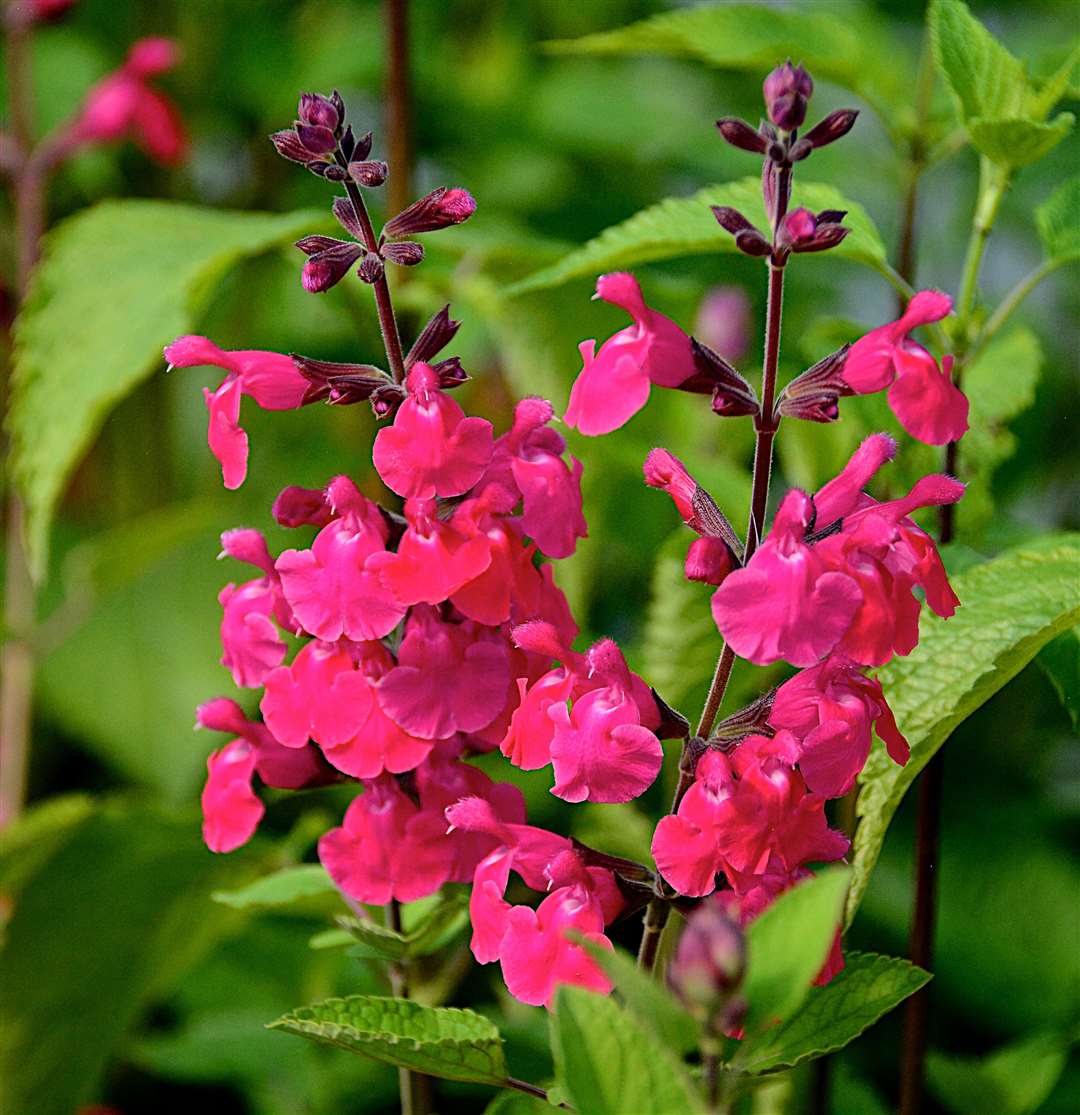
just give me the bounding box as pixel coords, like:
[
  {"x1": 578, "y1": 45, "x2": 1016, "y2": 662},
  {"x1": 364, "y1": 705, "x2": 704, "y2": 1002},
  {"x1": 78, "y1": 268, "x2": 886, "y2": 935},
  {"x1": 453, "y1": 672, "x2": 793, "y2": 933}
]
[
  {"x1": 887, "y1": 351, "x2": 969, "y2": 445},
  {"x1": 218, "y1": 579, "x2": 287, "y2": 688},
  {"x1": 711, "y1": 490, "x2": 862, "y2": 667},
  {"x1": 843, "y1": 291, "x2": 952, "y2": 394},
  {"x1": 813, "y1": 434, "x2": 897, "y2": 524},
  {"x1": 643, "y1": 448, "x2": 697, "y2": 524},
  {"x1": 564, "y1": 273, "x2": 696, "y2": 436},
  {"x1": 273, "y1": 486, "x2": 333, "y2": 529},
  {"x1": 204, "y1": 379, "x2": 248, "y2": 490},
  {"x1": 201, "y1": 741, "x2": 264, "y2": 853}
]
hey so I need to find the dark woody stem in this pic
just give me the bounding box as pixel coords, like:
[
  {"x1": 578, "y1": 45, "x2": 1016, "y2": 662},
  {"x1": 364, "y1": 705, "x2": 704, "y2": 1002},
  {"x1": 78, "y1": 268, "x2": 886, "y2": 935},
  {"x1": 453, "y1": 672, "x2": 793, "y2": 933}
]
[
  {"x1": 637, "y1": 212, "x2": 789, "y2": 972},
  {"x1": 337, "y1": 163, "x2": 408, "y2": 383}
]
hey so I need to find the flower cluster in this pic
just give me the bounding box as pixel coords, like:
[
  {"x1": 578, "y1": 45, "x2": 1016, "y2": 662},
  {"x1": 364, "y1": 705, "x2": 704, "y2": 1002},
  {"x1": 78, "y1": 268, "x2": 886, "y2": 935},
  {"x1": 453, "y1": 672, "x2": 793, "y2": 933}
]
[{"x1": 182, "y1": 70, "x2": 965, "y2": 1014}]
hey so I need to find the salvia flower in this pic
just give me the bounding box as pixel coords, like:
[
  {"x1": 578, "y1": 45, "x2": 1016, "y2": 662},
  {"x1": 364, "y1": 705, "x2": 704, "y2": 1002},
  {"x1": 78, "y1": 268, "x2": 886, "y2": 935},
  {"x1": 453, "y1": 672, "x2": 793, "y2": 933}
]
[
  {"x1": 384, "y1": 186, "x2": 476, "y2": 238},
  {"x1": 763, "y1": 60, "x2": 813, "y2": 131}
]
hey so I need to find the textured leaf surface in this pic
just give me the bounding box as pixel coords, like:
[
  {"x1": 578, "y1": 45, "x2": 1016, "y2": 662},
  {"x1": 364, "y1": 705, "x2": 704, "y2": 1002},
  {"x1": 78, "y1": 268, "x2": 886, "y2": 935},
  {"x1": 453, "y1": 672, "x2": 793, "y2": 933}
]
[
  {"x1": 211, "y1": 865, "x2": 337, "y2": 911},
  {"x1": 578, "y1": 941, "x2": 700, "y2": 1057},
  {"x1": 926, "y1": 1029, "x2": 1077, "y2": 1115},
  {"x1": 268, "y1": 996, "x2": 507, "y2": 1084},
  {"x1": 848, "y1": 536, "x2": 1080, "y2": 922},
  {"x1": 1036, "y1": 176, "x2": 1080, "y2": 262},
  {"x1": 968, "y1": 113, "x2": 1074, "y2": 168},
  {"x1": 742, "y1": 867, "x2": 850, "y2": 1032},
  {"x1": 1038, "y1": 627, "x2": 1080, "y2": 730},
  {"x1": 733, "y1": 952, "x2": 929, "y2": 1074},
  {"x1": 544, "y1": 3, "x2": 906, "y2": 118},
  {"x1": 7, "y1": 199, "x2": 320, "y2": 574},
  {"x1": 551, "y1": 986, "x2": 705, "y2": 1115},
  {"x1": 0, "y1": 801, "x2": 243, "y2": 1115},
  {"x1": 507, "y1": 179, "x2": 886, "y2": 296}
]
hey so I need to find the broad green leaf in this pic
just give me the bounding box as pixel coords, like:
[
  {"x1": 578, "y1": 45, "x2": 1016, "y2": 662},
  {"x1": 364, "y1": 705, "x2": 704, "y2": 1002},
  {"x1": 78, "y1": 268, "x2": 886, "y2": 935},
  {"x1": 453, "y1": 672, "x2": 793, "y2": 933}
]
[
  {"x1": 0, "y1": 800, "x2": 245, "y2": 1115},
  {"x1": 1036, "y1": 176, "x2": 1080, "y2": 263},
  {"x1": 341, "y1": 917, "x2": 409, "y2": 962},
  {"x1": 544, "y1": 3, "x2": 907, "y2": 121},
  {"x1": 576, "y1": 941, "x2": 700, "y2": 1057},
  {"x1": 268, "y1": 995, "x2": 508, "y2": 1085},
  {"x1": 483, "y1": 1090, "x2": 549, "y2": 1114},
  {"x1": 968, "y1": 113, "x2": 1075, "y2": 169},
  {"x1": 926, "y1": 1030, "x2": 1077, "y2": 1115},
  {"x1": 551, "y1": 986, "x2": 706, "y2": 1115},
  {"x1": 0, "y1": 793, "x2": 94, "y2": 898},
  {"x1": 732, "y1": 952, "x2": 930, "y2": 1074},
  {"x1": 848, "y1": 536, "x2": 1080, "y2": 922},
  {"x1": 506, "y1": 179, "x2": 887, "y2": 296},
  {"x1": 641, "y1": 531, "x2": 720, "y2": 711},
  {"x1": 402, "y1": 889, "x2": 470, "y2": 957},
  {"x1": 742, "y1": 867, "x2": 850, "y2": 1032},
  {"x1": 1026, "y1": 40, "x2": 1080, "y2": 119},
  {"x1": 8, "y1": 199, "x2": 321, "y2": 575},
  {"x1": 929, "y1": 0, "x2": 1027, "y2": 122},
  {"x1": 211, "y1": 865, "x2": 337, "y2": 911},
  {"x1": 1038, "y1": 627, "x2": 1080, "y2": 731}
]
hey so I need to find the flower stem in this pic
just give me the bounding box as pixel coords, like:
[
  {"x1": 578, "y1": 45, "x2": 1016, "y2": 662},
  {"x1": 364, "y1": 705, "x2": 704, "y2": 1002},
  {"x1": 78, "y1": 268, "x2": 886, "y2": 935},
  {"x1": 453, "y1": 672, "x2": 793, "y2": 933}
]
[
  {"x1": 385, "y1": 899, "x2": 430, "y2": 1115},
  {"x1": 969, "y1": 258, "x2": 1061, "y2": 363},
  {"x1": 637, "y1": 255, "x2": 787, "y2": 970},
  {"x1": 338, "y1": 171, "x2": 408, "y2": 383}
]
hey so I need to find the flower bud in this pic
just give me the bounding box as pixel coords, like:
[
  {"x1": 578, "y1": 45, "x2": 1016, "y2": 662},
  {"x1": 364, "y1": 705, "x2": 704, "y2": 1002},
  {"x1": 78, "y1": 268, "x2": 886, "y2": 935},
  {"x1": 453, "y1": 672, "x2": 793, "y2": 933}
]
[
  {"x1": 295, "y1": 123, "x2": 337, "y2": 156},
  {"x1": 349, "y1": 159, "x2": 388, "y2": 187},
  {"x1": 710, "y1": 206, "x2": 755, "y2": 236},
  {"x1": 715, "y1": 117, "x2": 768, "y2": 154},
  {"x1": 782, "y1": 207, "x2": 817, "y2": 244},
  {"x1": 383, "y1": 186, "x2": 476, "y2": 238},
  {"x1": 734, "y1": 228, "x2": 771, "y2": 257},
  {"x1": 406, "y1": 305, "x2": 462, "y2": 367},
  {"x1": 804, "y1": 108, "x2": 858, "y2": 150},
  {"x1": 323, "y1": 165, "x2": 347, "y2": 182},
  {"x1": 298, "y1": 92, "x2": 340, "y2": 131},
  {"x1": 270, "y1": 129, "x2": 311, "y2": 165},
  {"x1": 669, "y1": 896, "x2": 747, "y2": 1031},
  {"x1": 301, "y1": 242, "x2": 365, "y2": 293},
  {"x1": 358, "y1": 254, "x2": 385, "y2": 284},
  {"x1": 382, "y1": 241, "x2": 424, "y2": 266},
  {"x1": 351, "y1": 130, "x2": 374, "y2": 162},
  {"x1": 685, "y1": 536, "x2": 734, "y2": 586},
  {"x1": 763, "y1": 61, "x2": 813, "y2": 131}
]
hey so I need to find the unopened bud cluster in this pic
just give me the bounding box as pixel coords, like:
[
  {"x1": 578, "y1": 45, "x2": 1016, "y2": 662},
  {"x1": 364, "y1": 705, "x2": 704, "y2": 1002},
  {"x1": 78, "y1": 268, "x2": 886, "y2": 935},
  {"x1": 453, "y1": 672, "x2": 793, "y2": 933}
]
[{"x1": 669, "y1": 896, "x2": 747, "y2": 1033}]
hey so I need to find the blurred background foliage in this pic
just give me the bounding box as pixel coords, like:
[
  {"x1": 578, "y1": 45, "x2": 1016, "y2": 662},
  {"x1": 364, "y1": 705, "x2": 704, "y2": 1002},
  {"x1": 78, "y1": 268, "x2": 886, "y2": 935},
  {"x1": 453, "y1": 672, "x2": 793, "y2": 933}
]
[{"x1": 0, "y1": 1, "x2": 1077, "y2": 1113}]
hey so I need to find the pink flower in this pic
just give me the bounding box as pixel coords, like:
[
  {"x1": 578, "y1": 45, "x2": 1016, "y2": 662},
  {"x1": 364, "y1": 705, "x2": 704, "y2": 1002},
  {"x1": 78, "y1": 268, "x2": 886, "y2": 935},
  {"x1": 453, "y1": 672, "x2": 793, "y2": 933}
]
[
  {"x1": 372, "y1": 363, "x2": 493, "y2": 498},
  {"x1": 166, "y1": 335, "x2": 313, "y2": 489},
  {"x1": 694, "y1": 286, "x2": 751, "y2": 364},
  {"x1": 276, "y1": 479, "x2": 406, "y2": 643},
  {"x1": 565, "y1": 273, "x2": 696, "y2": 435},
  {"x1": 843, "y1": 291, "x2": 969, "y2": 445},
  {"x1": 479, "y1": 398, "x2": 587, "y2": 558},
  {"x1": 376, "y1": 607, "x2": 511, "y2": 739},
  {"x1": 652, "y1": 733, "x2": 848, "y2": 898},
  {"x1": 446, "y1": 799, "x2": 621, "y2": 1007},
  {"x1": 711, "y1": 490, "x2": 862, "y2": 667},
  {"x1": 769, "y1": 656, "x2": 908, "y2": 798},
  {"x1": 71, "y1": 38, "x2": 188, "y2": 164},
  {"x1": 201, "y1": 741, "x2": 263, "y2": 853}
]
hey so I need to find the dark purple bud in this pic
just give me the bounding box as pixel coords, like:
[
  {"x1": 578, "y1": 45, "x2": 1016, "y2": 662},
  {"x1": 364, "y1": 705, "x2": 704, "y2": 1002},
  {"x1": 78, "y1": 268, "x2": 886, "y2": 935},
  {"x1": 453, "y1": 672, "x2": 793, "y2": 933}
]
[
  {"x1": 295, "y1": 234, "x2": 346, "y2": 256},
  {"x1": 298, "y1": 92, "x2": 340, "y2": 131},
  {"x1": 301, "y1": 242, "x2": 365, "y2": 293},
  {"x1": 763, "y1": 60, "x2": 814, "y2": 131},
  {"x1": 358, "y1": 254, "x2": 385, "y2": 284},
  {"x1": 269, "y1": 129, "x2": 311, "y2": 164},
  {"x1": 370, "y1": 381, "x2": 406, "y2": 418},
  {"x1": 651, "y1": 690, "x2": 691, "y2": 740},
  {"x1": 340, "y1": 125, "x2": 356, "y2": 161},
  {"x1": 295, "y1": 123, "x2": 337, "y2": 155},
  {"x1": 669, "y1": 895, "x2": 747, "y2": 1032},
  {"x1": 804, "y1": 108, "x2": 858, "y2": 149},
  {"x1": 406, "y1": 304, "x2": 462, "y2": 367},
  {"x1": 384, "y1": 187, "x2": 476, "y2": 238},
  {"x1": 291, "y1": 354, "x2": 389, "y2": 406},
  {"x1": 306, "y1": 161, "x2": 332, "y2": 178},
  {"x1": 734, "y1": 228, "x2": 772, "y2": 257},
  {"x1": 349, "y1": 159, "x2": 388, "y2": 187},
  {"x1": 331, "y1": 196, "x2": 366, "y2": 241},
  {"x1": 712, "y1": 689, "x2": 776, "y2": 741},
  {"x1": 682, "y1": 339, "x2": 759, "y2": 420},
  {"x1": 816, "y1": 209, "x2": 847, "y2": 225},
  {"x1": 716, "y1": 117, "x2": 768, "y2": 154},
  {"x1": 793, "y1": 224, "x2": 850, "y2": 253},
  {"x1": 776, "y1": 345, "x2": 852, "y2": 423},
  {"x1": 323, "y1": 165, "x2": 347, "y2": 182},
  {"x1": 788, "y1": 138, "x2": 813, "y2": 162},
  {"x1": 352, "y1": 130, "x2": 373, "y2": 161},
  {"x1": 432, "y1": 356, "x2": 468, "y2": 388},
  {"x1": 330, "y1": 89, "x2": 346, "y2": 126},
  {"x1": 685, "y1": 536, "x2": 735, "y2": 586},
  {"x1": 767, "y1": 141, "x2": 786, "y2": 164},
  {"x1": 382, "y1": 241, "x2": 424, "y2": 266},
  {"x1": 711, "y1": 206, "x2": 755, "y2": 235}
]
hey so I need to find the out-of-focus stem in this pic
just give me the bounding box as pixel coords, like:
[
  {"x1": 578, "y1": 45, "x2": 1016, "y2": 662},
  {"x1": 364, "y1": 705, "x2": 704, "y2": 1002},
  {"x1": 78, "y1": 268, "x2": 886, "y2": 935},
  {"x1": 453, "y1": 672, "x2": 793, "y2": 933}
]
[
  {"x1": 384, "y1": 0, "x2": 412, "y2": 219},
  {"x1": 895, "y1": 27, "x2": 936, "y2": 306}
]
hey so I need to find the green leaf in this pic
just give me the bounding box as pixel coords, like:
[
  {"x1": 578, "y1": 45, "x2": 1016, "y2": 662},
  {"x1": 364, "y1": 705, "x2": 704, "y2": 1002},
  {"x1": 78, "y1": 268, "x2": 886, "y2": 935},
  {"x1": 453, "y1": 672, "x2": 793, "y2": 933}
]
[
  {"x1": 402, "y1": 889, "x2": 470, "y2": 957},
  {"x1": 507, "y1": 179, "x2": 887, "y2": 296},
  {"x1": 930, "y1": 0, "x2": 1027, "y2": 122},
  {"x1": 732, "y1": 952, "x2": 930, "y2": 1074},
  {"x1": 340, "y1": 917, "x2": 409, "y2": 962},
  {"x1": 1026, "y1": 40, "x2": 1080, "y2": 119},
  {"x1": 0, "y1": 793, "x2": 94, "y2": 898},
  {"x1": 268, "y1": 995, "x2": 508, "y2": 1085},
  {"x1": 1038, "y1": 627, "x2": 1080, "y2": 731},
  {"x1": 544, "y1": 3, "x2": 907, "y2": 121},
  {"x1": 211, "y1": 865, "x2": 338, "y2": 911},
  {"x1": 741, "y1": 866, "x2": 850, "y2": 1032},
  {"x1": 0, "y1": 800, "x2": 245, "y2": 1115},
  {"x1": 7, "y1": 199, "x2": 321, "y2": 575},
  {"x1": 1036, "y1": 176, "x2": 1080, "y2": 263},
  {"x1": 551, "y1": 986, "x2": 706, "y2": 1115},
  {"x1": 576, "y1": 941, "x2": 700, "y2": 1057},
  {"x1": 848, "y1": 536, "x2": 1080, "y2": 923},
  {"x1": 968, "y1": 113, "x2": 1074, "y2": 168},
  {"x1": 926, "y1": 1030, "x2": 1077, "y2": 1115}
]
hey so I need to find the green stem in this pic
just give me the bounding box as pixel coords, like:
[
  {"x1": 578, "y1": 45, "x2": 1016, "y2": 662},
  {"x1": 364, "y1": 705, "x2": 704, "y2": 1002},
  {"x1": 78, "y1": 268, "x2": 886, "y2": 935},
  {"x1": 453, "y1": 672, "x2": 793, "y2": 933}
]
[
  {"x1": 969, "y1": 258, "x2": 1063, "y2": 362},
  {"x1": 956, "y1": 159, "x2": 1010, "y2": 329}
]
